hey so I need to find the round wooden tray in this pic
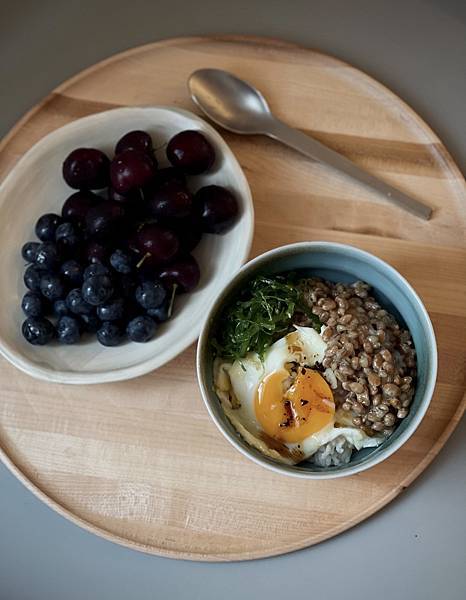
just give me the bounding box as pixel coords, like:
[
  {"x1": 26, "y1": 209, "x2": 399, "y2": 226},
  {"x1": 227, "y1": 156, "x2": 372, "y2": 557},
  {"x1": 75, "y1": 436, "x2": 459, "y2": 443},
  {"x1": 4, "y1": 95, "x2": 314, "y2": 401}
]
[{"x1": 0, "y1": 36, "x2": 465, "y2": 561}]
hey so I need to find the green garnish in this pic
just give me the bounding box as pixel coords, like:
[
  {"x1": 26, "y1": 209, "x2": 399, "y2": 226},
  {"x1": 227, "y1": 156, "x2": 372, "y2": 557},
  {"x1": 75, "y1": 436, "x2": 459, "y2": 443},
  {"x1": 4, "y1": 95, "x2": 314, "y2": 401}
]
[{"x1": 211, "y1": 274, "x2": 321, "y2": 361}]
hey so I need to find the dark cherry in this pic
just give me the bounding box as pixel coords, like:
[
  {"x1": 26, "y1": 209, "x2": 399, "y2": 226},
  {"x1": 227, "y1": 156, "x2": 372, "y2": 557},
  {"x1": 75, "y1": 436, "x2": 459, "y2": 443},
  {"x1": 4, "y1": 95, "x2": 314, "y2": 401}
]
[
  {"x1": 107, "y1": 188, "x2": 127, "y2": 203},
  {"x1": 148, "y1": 181, "x2": 193, "y2": 219},
  {"x1": 108, "y1": 186, "x2": 150, "y2": 223},
  {"x1": 115, "y1": 130, "x2": 153, "y2": 155},
  {"x1": 135, "y1": 224, "x2": 179, "y2": 267},
  {"x1": 110, "y1": 149, "x2": 157, "y2": 195},
  {"x1": 125, "y1": 201, "x2": 152, "y2": 224},
  {"x1": 158, "y1": 254, "x2": 200, "y2": 293},
  {"x1": 126, "y1": 227, "x2": 141, "y2": 254},
  {"x1": 107, "y1": 186, "x2": 142, "y2": 204},
  {"x1": 151, "y1": 167, "x2": 186, "y2": 189},
  {"x1": 194, "y1": 185, "x2": 239, "y2": 233},
  {"x1": 167, "y1": 216, "x2": 203, "y2": 253},
  {"x1": 166, "y1": 130, "x2": 215, "y2": 175},
  {"x1": 62, "y1": 148, "x2": 110, "y2": 190},
  {"x1": 62, "y1": 191, "x2": 101, "y2": 225},
  {"x1": 85, "y1": 202, "x2": 125, "y2": 240}
]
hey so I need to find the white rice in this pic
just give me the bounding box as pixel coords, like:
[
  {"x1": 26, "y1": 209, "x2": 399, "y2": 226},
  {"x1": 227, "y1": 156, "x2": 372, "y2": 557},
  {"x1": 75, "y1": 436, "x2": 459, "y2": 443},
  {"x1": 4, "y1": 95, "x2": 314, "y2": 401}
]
[{"x1": 311, "y1": 435, "x2": 354, "y2": 467}]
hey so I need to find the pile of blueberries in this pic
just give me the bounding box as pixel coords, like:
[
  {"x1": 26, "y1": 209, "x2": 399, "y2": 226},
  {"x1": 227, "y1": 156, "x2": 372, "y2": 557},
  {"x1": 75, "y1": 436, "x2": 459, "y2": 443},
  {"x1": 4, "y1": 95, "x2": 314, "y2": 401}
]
[{"x1": 21, "y1": 129, "x2": 239, "y2": 346}]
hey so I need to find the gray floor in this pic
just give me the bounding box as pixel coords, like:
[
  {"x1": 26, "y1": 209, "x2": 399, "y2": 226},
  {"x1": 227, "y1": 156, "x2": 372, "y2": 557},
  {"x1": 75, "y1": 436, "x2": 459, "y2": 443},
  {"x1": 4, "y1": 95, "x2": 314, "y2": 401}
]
[{"x1": 1, "y1": 1, "x2": 465, "y2": 599}]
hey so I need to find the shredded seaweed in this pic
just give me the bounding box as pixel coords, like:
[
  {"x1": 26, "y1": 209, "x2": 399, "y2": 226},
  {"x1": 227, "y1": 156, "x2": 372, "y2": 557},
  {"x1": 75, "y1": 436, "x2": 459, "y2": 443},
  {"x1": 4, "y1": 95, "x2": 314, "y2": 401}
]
[{"x1": 211, "y1": 274, "x2": 321, "y2": 361}]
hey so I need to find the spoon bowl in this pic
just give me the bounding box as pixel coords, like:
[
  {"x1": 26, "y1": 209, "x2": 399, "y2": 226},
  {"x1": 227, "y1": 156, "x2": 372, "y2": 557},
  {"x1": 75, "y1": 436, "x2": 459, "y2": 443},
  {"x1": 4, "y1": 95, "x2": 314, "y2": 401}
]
[{"x1": 189, "y1": 69, "x2": 273, "y2": 134}]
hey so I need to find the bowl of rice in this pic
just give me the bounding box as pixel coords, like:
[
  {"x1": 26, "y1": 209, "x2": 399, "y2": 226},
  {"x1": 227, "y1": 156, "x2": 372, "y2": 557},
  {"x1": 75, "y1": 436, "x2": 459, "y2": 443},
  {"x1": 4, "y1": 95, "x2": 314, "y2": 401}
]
[{"x1": 196, "y1": 241, "x2": 437, "y2": 478}]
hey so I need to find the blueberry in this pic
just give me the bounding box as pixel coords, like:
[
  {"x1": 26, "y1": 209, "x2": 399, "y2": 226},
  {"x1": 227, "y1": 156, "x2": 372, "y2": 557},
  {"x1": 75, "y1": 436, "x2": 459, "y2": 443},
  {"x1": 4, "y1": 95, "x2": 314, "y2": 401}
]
[
  {"x1": 82, "y1": 274, "x2": 114, "y2": 306},
  {"x1": 126, "y1": 315, "x2": 156, "y2": 343},
  {"x1": 39, "y1": 273, "x2": 65, "y2": 301},
  {"x1": 53, "y1": 299, "x2": 70, "y2": 317},
  {"x1": 135, "y1": 281, "x2": 166, "y2": 310},
  {"x1": 21, "y1": 292, "x2": 44, "y2": 317},
  {"x1": 79, "y1": 312, "x2": 101, "y2": 333},
  {"x1": 21, "y1": 241, "x2": 40, "y2": 263},
  {"x1": 22, "y1": 317, "x2": 54, "y2": 345},
  {"x1": 66, "y1": 288, "x2": 94, "y2": 315},
  {"x1": 35, "y1": 213, "x2": 63, "y2": 242},
  {"x1": 110, "y1": 249, "x2": 133, "y2": 274},
  {"x1": 83, "y1": 262, "x2": 109, "y2": 280},
  {"x1": 60, "y1": 260, "x2": 84, "y2": 287},
  {"x1": 24, "y1": 265, "x2": 46, "y2": 292},
  {"x1": 96, "y1": 298, "x2": 125, "y2": 321},
  {"x1": 96, "y1": 321, "x2": 125, "y2": 346},
  {"x1": 56, "y1": 315, "x2": 81, "y2": 344},
  {"x1": 147, "y1": 300, "x2": 172, "y2": 323},
  {"x1": 35, "y1": 242, "x2": 60, "y2": 270},
  {"x1": 55, "y1": 222, "x2": 80, "y2": 250}
]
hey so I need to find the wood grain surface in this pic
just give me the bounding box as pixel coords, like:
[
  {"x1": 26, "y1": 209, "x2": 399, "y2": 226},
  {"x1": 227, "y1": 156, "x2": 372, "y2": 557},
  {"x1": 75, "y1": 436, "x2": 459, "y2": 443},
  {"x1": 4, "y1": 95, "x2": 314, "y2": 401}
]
[{"x1": 0, "y1": 36, "x2": 465, "y2": 561}]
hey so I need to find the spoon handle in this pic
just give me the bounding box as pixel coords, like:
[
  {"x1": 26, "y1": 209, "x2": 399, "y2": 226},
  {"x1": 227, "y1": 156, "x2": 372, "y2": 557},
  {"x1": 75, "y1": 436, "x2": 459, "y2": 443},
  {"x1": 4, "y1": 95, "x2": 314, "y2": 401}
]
[{"x1": 265, "y1": 118, "x2": 432, "y2": 220}]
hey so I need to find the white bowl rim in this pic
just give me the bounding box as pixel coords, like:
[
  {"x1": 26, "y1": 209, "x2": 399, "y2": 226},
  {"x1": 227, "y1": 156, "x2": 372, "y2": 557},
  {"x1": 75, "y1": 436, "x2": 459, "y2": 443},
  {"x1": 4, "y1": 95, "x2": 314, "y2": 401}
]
[
  {"x1": 0, "y1": 106, "x2": 254, "y2": 384},
  {"x1": 196, "y1": 241, "x2": 438, "y2": 479}
]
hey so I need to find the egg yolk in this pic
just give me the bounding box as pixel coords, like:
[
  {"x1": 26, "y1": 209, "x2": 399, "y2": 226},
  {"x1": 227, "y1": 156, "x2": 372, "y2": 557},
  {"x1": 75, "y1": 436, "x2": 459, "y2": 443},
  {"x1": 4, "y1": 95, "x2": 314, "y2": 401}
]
[{"x1": 255, "y1": 368, "x2": 335, "y2": 443}]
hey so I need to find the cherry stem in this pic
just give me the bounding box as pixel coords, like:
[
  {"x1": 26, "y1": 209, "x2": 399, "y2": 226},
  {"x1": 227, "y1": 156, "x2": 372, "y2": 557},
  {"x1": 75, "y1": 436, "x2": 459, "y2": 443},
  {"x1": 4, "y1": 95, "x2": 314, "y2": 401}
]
[
  {"x1": 136, "y1": 252, "x2": 151, "y2": 269},
  {"x1": 168, "y1": 284, "x2": 178, "y2": 318}
]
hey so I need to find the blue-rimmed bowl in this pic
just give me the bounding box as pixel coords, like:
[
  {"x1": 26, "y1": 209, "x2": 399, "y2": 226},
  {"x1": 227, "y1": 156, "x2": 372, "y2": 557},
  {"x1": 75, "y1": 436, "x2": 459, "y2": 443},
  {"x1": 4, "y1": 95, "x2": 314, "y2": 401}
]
[{"x1": 196, "y1": 241, "x2": 437, "y2": 479}]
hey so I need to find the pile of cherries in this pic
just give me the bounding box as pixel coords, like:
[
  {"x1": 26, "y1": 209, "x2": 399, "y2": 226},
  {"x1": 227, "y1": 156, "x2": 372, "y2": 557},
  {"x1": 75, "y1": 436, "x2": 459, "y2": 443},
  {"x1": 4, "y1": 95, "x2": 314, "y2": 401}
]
[{"x1": 20, "y1": 129, "x2": 239, "y2": 346}]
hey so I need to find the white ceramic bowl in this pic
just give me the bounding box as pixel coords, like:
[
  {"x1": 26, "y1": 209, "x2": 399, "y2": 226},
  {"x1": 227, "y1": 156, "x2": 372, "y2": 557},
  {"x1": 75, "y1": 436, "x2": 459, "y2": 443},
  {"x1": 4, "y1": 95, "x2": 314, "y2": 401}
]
[
  {"x1": 197, "y1": 242, "x2": 437, "y2": 479},
  {"x1": 0, "y1": 107, "x2": 254, "y2": 384}
]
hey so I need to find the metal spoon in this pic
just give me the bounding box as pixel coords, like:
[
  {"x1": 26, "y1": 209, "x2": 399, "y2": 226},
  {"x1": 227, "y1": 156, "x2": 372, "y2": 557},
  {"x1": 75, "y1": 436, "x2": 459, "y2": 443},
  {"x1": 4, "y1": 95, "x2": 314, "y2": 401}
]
[{"x1": 188, "y1": 68, "x2": 432, "y2": 220}]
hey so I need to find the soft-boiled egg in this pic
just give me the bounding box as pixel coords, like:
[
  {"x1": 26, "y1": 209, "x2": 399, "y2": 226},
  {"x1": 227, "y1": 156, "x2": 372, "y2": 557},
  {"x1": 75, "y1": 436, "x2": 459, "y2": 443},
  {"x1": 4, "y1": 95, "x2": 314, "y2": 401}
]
[{"x1": 214, "y1": 325, "x2": 381, "y2": 465}]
